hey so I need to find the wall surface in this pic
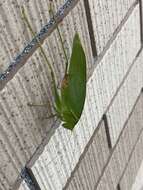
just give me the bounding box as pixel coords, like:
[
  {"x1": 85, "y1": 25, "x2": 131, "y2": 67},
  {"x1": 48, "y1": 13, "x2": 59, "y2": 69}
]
[
  {"x1": 132, "y1": 160, "x2": 143, "y2": 190},
  {"x1": 0, "y1": 0, "x2": 143, "y2": 190}
]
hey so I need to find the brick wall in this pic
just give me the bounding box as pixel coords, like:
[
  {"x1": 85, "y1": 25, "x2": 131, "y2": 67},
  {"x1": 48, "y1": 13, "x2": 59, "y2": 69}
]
[{"x1": 0, "y1": 0, "x2": 143, "y2": 190}]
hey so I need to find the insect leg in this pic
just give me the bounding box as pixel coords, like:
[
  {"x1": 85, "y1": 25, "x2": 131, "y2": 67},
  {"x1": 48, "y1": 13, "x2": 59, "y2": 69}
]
[{"x1": 27, "y1": 103, "x2": 50, "y2": 107}]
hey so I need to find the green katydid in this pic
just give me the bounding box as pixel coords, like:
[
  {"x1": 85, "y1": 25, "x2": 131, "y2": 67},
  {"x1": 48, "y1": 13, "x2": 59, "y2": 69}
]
[{"x1": 21, "y1": 6, "x2": 86, "y2": 130}]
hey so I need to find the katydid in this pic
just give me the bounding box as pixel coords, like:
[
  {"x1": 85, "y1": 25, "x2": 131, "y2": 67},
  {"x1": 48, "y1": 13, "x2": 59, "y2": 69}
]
[{"x1": 21, "y1": 6, "x2": 86, "y2": 130}]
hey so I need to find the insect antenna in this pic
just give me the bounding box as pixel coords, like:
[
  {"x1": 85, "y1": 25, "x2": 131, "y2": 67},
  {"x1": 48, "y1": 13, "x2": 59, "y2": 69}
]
[{"x1": 49, "y1": 2, "x2": 69, "y2": 74}]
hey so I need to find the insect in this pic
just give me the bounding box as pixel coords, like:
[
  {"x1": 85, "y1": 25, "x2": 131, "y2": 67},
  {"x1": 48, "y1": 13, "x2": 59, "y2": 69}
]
[{"x1": 21, "y1": 5, "x2": 86, "y2": 130}]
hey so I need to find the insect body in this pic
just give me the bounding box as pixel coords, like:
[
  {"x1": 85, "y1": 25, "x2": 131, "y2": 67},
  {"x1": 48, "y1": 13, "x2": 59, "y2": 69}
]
[{"x1": 22, "y1": 7, "x2": 86, "y2": 130}]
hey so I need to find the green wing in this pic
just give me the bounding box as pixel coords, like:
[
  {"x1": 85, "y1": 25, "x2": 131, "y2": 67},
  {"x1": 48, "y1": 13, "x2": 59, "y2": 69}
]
[
  {"x1": 68, "y1": 33, "x2": 86, "y2": 120},
  {"x1": 61, "y1": 33, "x2": 87, "y2": 130}
]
